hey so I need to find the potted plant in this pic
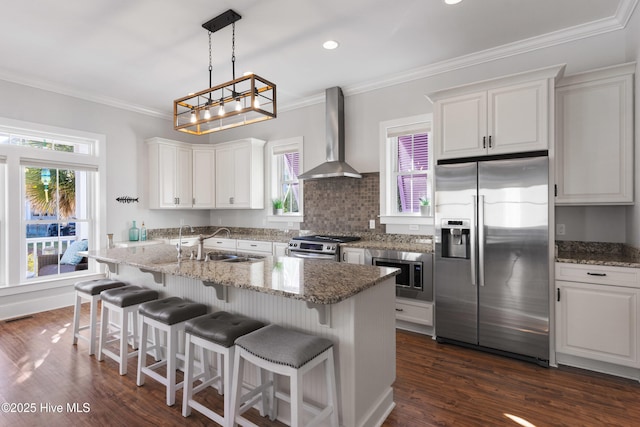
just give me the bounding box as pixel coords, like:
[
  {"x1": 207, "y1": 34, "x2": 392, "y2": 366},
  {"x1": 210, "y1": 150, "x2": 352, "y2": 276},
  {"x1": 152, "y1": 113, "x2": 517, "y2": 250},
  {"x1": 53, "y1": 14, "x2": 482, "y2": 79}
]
[
  {"x1": 419, "y1": 196, "x2": 431, "y2": 216},
  {"x1": 272, "y1": 198, "x2": 284, "y2": 215}
]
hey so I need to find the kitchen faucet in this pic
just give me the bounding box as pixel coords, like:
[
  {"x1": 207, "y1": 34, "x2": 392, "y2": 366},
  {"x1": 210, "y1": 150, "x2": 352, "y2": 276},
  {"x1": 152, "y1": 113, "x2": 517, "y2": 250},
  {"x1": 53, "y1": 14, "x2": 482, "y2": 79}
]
[
  {"x1": 196, "y1": 227, "x2": 231, "y2": 261},
  {"x1": 176, "y1": 224, "x2": 194, "y2": 260}
]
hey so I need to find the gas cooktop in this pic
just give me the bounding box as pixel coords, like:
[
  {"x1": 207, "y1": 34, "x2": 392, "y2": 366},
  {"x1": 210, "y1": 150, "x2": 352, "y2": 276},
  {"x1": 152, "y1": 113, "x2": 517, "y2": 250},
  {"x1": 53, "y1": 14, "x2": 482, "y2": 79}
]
[{"x1": 291, "y1": 235, "x2": 361, "y2": 243}]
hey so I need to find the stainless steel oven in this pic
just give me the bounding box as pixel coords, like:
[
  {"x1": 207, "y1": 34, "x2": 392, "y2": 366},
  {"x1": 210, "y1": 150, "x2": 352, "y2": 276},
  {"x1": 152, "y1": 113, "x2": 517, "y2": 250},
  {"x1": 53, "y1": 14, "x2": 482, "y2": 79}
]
[
  {"x1": 288, "y1": 235, "x2": 361, "y2": 261},
  {"x1": 365, "y1": 249, "x2": 433, "y2": 302}
]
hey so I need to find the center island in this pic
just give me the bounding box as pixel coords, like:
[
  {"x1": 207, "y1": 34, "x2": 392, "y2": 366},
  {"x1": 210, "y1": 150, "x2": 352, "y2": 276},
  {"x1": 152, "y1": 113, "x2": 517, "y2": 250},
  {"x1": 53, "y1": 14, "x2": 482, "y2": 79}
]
[{"x1": 87, "y1": 243, "x2": 399, "y2": 427}]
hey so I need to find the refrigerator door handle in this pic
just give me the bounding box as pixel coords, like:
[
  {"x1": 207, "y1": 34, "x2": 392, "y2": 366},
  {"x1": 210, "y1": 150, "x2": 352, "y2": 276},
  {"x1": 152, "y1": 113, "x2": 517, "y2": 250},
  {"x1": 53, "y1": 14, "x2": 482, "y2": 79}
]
[
  {"x1": 470, "y1": 196, "x2": 477, "y2": 286},
  {"x1": 478, "y1": 195, "x2": 486, "y2": 287}
]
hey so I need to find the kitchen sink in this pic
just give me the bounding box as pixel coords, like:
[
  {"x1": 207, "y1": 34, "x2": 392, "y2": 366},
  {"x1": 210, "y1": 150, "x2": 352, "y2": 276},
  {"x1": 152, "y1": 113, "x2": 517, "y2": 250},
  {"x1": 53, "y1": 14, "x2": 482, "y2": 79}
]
[{"x1": 206, "y1": 252, "x2": 263, "y2": 263}]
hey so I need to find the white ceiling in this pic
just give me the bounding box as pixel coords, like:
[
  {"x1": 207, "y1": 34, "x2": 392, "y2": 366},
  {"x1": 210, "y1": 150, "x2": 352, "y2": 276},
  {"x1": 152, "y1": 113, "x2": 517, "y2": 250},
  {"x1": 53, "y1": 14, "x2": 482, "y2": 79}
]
[{"x1": 0, "y1": 0, "x2": 636, "y2": 118}]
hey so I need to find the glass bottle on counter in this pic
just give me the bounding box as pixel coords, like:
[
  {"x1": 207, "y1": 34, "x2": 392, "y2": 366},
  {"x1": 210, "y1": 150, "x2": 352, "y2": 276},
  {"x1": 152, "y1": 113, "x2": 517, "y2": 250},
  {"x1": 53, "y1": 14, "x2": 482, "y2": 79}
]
[
  {"x1": 129, "y1": 220, "x2": 140, "y2": 241},
  {"x1": 140, "y1": 221, "x2": 147, "y2": 241}
]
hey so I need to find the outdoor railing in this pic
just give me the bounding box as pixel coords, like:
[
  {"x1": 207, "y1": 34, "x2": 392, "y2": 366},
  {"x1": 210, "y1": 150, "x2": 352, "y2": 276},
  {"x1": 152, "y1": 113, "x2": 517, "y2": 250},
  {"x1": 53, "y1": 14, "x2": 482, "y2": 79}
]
[{"x1": 26, "y1": 236, "x2": 77, "y2": 277}]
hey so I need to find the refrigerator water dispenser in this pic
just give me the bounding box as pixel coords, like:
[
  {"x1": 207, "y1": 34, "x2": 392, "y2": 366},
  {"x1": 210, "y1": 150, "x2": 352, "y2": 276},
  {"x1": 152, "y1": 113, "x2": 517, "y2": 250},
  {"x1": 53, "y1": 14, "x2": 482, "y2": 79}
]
[{"x1": 441, "y1": 219, "x2": 470, "y2": 259}]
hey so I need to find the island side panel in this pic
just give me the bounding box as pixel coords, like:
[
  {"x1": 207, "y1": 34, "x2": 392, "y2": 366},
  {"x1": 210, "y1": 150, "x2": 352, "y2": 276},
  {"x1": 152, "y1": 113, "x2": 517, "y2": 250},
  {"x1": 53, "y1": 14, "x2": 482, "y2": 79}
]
[{"x1": 109, "y1": 265, "x2": 396, "y2": 427}]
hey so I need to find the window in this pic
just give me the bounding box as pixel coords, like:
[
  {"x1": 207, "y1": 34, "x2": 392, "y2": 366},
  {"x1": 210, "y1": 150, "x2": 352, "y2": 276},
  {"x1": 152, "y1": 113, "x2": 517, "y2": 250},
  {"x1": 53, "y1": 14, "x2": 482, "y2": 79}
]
[
  {"x1": 0, "y1": 118, "x2": 105, "y2": 287},
  {"x1": 268, "y1": 137, "x2": 303, "y2": 222},
  {"x1": 379, "y1": 114, "x2": 433, "y2": 225}
]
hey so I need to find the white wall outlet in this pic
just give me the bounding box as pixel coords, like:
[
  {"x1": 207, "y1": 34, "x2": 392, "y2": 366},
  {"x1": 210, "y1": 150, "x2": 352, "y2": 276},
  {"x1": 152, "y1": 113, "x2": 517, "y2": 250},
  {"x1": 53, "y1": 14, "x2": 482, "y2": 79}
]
[
  {"x1": 409, "y1": 224, "x2": 419, "y2": 231},
  {"x1": 556, "y1": 223, "x2": 566, "y2": 235},
  {"x1": 179, "y1": 218, "x2": 185, "y2": 226},
  {"x1": 369, "y1": 219, "x2": 376, "y2": 229}
]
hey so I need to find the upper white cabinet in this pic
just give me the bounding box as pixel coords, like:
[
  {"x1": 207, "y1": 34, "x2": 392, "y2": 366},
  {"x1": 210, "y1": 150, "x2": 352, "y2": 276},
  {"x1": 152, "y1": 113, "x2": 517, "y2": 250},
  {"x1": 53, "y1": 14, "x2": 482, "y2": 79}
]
[
  {"x1": 147, "y1": 137, "x2": 193, "y2": 209},
  {"x1": 215, "y1": 138, "x2": 265, "y2": 209},
  {"x1": 428, "y1": 65, "x2": 564, "y2": 160},
  {"x1": 192, "y1": 146, "x2": 216, "y2": 209},
  {"x1": 555, "y1": 62, "x2": 635, "y2": 205}
]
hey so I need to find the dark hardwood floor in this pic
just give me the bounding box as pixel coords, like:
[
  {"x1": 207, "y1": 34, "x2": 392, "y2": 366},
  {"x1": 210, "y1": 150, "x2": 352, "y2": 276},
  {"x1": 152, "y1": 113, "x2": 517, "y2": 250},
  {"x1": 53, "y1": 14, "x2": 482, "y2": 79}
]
[{"x1": 1, "y1": 305, "x2": 639, "y2": 426}]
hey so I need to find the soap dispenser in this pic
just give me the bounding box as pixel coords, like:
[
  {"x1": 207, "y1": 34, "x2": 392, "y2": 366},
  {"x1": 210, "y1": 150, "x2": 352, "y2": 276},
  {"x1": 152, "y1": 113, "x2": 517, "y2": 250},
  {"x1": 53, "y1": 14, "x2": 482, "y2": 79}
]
[
  {"x1": 129, "y1": 220, "x2": 140, "y2": 241},
  {"x1": 140, "y1": 221, "x2": 147, "y2": 241}
]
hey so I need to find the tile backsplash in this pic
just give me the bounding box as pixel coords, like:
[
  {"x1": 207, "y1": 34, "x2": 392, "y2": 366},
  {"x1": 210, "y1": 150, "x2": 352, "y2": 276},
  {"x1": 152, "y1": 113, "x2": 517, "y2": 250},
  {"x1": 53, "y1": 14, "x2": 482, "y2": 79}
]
[{"x1": 301, "y1": 172, "x2": 383, "y2": 233}]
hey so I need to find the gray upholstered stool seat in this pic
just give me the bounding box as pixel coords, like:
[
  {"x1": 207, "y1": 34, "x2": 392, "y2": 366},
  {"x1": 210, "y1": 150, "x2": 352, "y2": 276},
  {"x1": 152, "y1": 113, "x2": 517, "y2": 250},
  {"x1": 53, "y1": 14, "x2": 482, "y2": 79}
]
[
  {"x1": 182, "y1": 312, "x2": 267, "y2": 424},
  {"x1": 138, "y1": 296, "x2": 207, "y2": 325},
  {"x1": 97, "y1": 285, "x2": 159, "y2": 375},
  {"x1": 101, "y1": 285, "x2": 159, "y2": 308},
  {"x1": 235, "y1": 324, "x2": 333, "y2": 369},
  {"x1": 137, "y1": 297, "x2": 207, "y2": 406},
  {"x1": 186, "y1": 311, "x2": 266, "y2": 347},
  {"x1": 72, "y1": 279, "x2": 126, "y2": 355},
  {"x1": 231, "y1": 324, "x2": 339, "y2": 427},
  {"x1": 74, "y1": 278, "x2": 126, "y2": 295}
]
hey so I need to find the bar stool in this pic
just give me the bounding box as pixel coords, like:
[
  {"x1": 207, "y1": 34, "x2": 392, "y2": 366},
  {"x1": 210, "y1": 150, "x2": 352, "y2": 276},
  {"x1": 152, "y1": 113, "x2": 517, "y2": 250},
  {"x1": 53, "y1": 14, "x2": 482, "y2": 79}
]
[
  {"x1": 97, "y1": 285, "x2": 159, "y2": 375},
  {"x1": 230, "y1": 324, "x2": 339, "y2": 427},
  {"x1": 72, "y1": 278, "x2": 125, "y2": 355},
  {"x1": 136, "y1": 297, "x2": 207, "y2": 406},
  {"x1": 182, "y1": 311, "x2": 266, "y2": 425}
]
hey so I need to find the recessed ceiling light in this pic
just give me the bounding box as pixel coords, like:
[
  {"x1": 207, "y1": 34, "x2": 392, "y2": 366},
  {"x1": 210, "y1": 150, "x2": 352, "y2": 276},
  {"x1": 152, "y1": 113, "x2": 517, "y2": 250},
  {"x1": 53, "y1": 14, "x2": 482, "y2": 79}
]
[
  {"x1": 445, "y1": 0, "x2": 462, "y2": 4},
  {"x1": 323, "y1": 40, "x2": 339, "y2": 50}
]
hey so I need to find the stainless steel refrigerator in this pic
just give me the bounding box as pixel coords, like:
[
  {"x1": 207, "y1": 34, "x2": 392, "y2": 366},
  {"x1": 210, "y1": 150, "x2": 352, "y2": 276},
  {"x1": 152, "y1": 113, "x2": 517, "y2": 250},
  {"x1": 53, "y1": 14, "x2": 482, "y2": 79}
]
[{"x1": 434, "y1": 155, "x2": 549, "y2": 364}]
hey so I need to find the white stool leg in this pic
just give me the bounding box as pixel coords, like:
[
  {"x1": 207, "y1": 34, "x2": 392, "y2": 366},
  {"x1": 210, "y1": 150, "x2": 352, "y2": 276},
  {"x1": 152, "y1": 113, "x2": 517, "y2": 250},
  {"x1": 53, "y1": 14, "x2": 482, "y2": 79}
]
[
  {"x1": 119, "y1": 307, "x2": 130, "y2": 375},
  {"x1": 230, "y1": 348, "x2": 244, "y2": 426},
  {"x1": 72, "y1": 292, "x2": 82, "y2": 346},
  {"x1": 326, "y1": 350, "x2": 339, "y2": 427},
  {"x1": 97, "y1": 302, "x2": 109, "y2": 362},
  {"x1": 88, "y1": 295, "x2": 99, "y2": 355},
  {"x1": 137, "y1": 317, "x2": 149, "y2": 386},
  {"x1": 167, "y1": 325, "x2": 178, "y2": 406},
  {"x1": 182, "y1": 333, "x2": 195, "y2": 417},
  {"x1": 291, "y1": 370, "x2": 303, "y2": 427},
  {"x1": 223, "y1": 346, "x2": 233, "y2": 423}
]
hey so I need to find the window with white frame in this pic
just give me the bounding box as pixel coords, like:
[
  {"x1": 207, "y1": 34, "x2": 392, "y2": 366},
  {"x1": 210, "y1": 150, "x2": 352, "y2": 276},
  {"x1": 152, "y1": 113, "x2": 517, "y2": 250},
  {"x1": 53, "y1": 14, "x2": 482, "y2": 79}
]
[
  {"x1": 0, "y1": 119, "x2": 104, "y2": 286},
  {"x1": 379, "y1": 114, "x2": 432, "y2": 224},
  {"x1": 268, "y1": 137, "x2": 303, "y2": 221}
]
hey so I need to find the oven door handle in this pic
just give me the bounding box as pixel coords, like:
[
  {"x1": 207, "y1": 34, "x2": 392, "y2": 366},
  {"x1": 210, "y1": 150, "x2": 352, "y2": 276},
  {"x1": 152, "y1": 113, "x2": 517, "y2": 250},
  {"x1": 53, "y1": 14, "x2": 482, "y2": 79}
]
[{"x1": 288, "y1": 251, "x2": 336, "y2": 261}]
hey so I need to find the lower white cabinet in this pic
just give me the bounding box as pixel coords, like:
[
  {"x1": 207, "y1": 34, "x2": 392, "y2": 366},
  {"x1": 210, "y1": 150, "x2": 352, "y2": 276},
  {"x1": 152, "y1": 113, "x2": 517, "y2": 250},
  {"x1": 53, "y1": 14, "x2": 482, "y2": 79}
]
[
  {"x1": 273, "y1": 242, "x2": 288, "y2": 257},
  {"x1": 395, "y1": 298, "x2": 433, "y2": 326},
  {"x1": 203, "y1": 238, "x2": 236, "y2": 251},
  {"x1": 341, "y1": 247, "x2": 364, "y2": 264},
  {"x1": 236, "y1": 239, "x2": 273, "y2": 255},
  {"x1": 556, "y1": 263, "x2": 640, "y2": 368}
]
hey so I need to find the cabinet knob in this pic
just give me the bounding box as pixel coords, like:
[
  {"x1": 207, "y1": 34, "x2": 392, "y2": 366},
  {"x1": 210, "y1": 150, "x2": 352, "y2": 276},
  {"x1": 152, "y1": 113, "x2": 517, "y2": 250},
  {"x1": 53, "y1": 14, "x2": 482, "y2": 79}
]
[{"x1": 229, "y1": 196, "x2": 234, "y2": 204}]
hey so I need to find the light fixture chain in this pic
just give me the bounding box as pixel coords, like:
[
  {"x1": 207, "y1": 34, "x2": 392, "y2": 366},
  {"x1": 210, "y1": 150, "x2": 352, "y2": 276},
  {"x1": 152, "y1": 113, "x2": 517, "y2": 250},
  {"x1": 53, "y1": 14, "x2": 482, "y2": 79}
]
[
  {"x1": 231, "y1": 22, "x2": 236, "y2": 80},
  {"x1": 208, "y1": 31, "x2": 213, "y2": 90}
]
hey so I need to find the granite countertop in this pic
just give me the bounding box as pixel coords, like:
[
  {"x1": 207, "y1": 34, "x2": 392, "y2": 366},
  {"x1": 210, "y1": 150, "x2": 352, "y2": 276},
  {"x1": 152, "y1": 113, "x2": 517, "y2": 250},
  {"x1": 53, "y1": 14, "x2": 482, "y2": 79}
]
[
  {"x1": 87, "y1": 244, "x2": 399, "y2": 304},
  {"x1": 342, "y1": 239, "x2": 433, "y2": 253},
  {"x1": 556, "y1": 251, "x2": 640, "y2": 268},
  {"x1": 556, "y1": 241, "x2": 640, "y2": 269}
]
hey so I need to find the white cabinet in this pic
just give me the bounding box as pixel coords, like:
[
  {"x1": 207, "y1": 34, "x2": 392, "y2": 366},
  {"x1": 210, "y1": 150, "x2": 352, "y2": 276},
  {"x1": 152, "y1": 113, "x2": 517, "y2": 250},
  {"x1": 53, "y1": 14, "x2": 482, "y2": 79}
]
[
  {"x1": 203, "y1": 238, "x2": 236, "y2": 251},
  {"x1": 428, "y1": 65, "x2": 564, "y2": 160},
  {"x1": 555, "y1": 63, "x2": 635, "y2": 205},
  {"x1": 273, "y1": 242, "x2": 288, "y2": 257},
  {"x1": 341, "y1": 247, "x2": 364, "y2": 264},
  {"x1": 555, "y1": 263, "x2": 640, "y2": 368},
  {"x1": 237, "y1": 239, "x2": 273, "y2": 255},
  {"x1": 395, "y1": 297, "x2": 433, "y2": 326},
  {"x1": 147, "y1": 138, "x2": 193, "y2": 209},
  {"x1": 215, "y1": 138, "x2": 266, "y2": 209},
  {"x1": 192, "y1": 146, "x2": 216, "y2": 209}
]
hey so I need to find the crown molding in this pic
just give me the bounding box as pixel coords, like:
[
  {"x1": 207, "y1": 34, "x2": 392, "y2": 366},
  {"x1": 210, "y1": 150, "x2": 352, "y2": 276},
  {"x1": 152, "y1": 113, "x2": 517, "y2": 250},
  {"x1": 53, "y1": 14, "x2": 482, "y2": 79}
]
[{"x1": 1, "y1": 0, "x2": 637, "y2": 117}]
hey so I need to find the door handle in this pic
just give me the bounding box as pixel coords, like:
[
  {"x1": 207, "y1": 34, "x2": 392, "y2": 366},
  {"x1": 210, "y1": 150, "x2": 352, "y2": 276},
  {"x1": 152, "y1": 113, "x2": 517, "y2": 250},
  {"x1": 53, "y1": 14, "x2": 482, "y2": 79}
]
[
  {"x1": 470, "y1": 196, "x2": 477, "y2": 286},
  {"x1": 478, "y1": 195, "x2": 485, "y2": 287}
]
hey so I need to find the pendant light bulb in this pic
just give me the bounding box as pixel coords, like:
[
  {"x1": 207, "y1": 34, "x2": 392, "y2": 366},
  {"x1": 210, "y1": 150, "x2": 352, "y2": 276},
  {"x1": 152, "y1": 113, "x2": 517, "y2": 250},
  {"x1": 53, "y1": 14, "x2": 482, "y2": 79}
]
[
  {"x1": 218, "y1": 100, "x2": 225, "y2": 117},
  {"x1": 190, "y1": 109, "x2": 197, "y2": 123},
  {"x1": 204, "y1": 105, "x2": 212, "y2": 120},
  {"x1": 235, "y1": 98, "x2": 242, "y2": 112},
  {"x1": 253, "y1": 91, "x2": 260, "y2": 109}
]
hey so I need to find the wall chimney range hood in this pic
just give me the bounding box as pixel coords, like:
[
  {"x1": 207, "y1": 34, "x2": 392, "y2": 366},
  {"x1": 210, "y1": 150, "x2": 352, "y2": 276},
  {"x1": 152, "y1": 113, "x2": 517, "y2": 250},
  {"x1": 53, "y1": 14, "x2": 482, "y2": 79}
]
[{"x1": 298, "y1": 87, "x2": 362, "y2": 180}]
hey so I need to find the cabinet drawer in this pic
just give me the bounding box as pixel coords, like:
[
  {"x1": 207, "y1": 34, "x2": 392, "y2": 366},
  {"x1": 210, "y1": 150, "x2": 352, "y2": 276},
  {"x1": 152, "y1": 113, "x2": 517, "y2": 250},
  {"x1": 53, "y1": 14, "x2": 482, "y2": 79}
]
[
  {"x1": 203, "y1": 238, "x2": 236, "y2": 251},
  {"x1": 555, "y1": 262, "x2": 640, "y2": 288},
  {"x1": 237, "y1": 240, "x2": 273, "y2": 254},
  {"x1": 395, "y1": 298, "x2": 433, "y2": 326}
]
